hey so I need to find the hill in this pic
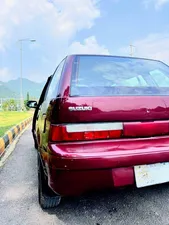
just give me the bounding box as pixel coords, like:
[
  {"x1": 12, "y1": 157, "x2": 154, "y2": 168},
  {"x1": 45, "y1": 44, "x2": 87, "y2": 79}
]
[
  {"x1": 0, "y1": 78, "x2": 45, "y2": 99},
  {"x1": 0, "y1": 81, "x2": 18, "y2": 98}
]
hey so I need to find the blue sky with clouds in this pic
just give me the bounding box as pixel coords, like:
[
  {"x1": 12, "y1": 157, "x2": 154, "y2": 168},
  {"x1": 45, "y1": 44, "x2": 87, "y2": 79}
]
[{"x1": 0, "y1": 0, "x2": 169, "y2": 82}]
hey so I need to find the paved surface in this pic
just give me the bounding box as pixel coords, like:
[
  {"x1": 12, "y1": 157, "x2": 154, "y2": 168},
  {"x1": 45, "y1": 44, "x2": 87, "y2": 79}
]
[{"x1": 1, "y1": 127, "x2": 169, "y2": 225}]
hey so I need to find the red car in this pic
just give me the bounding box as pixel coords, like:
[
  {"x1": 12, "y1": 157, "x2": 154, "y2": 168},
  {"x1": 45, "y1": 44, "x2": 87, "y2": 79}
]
[{"x1": 27, "y1": 55, "x2": 169, "y2": 209}]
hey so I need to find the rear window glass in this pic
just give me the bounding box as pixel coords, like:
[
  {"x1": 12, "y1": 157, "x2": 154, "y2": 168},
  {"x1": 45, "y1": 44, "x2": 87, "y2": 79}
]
[{"x1": 70, "y1": 55, "x2": 169, "y2": 96}]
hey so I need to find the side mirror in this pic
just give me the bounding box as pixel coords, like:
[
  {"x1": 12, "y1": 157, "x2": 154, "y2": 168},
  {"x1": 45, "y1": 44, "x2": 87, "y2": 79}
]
[{"x1": 27, "y1": 100, "x2": 38, "y2": 109}]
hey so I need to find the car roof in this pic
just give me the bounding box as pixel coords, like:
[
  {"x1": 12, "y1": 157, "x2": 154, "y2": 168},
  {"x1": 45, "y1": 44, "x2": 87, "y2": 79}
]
[{"x1": 66, "y1": 54, "x2": 166, "y2": 65}]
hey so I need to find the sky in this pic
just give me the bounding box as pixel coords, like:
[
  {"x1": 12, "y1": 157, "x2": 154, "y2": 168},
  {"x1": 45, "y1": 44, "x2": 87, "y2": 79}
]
[{"x1": 0, "y1": 0, "x2": 169, "y2": 83}]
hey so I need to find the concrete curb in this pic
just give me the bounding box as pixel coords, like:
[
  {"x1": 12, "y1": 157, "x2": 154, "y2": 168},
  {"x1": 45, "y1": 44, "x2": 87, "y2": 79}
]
[{"x1": 0, "y1": 117, "x2": 32, "y2": 158}]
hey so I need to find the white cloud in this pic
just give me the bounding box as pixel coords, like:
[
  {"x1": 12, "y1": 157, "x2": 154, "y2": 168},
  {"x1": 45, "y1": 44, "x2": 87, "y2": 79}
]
[
  {"x1": 26, "y1": 72, "x2": 47, "y2": 83},
  {"x1": 0, "y1": 68, "x2": 14, "y2": 82},
  {"x1": 0, "y1": 0, "x2": 108, "y2": 82},
  {"x1": 68, "y1": 36, "x2": 110, "y2": 55},
  {"x1": 118, "y1": 32, "x2": 169, "y2": 65},
  {"x1": 0, "y1": 27, "x2": 6, "y2": 51},
  {"x1": 143, "y1": 0, "x2": 169, "y2": 9},
  {"x1": 0, "y1": 0, "x2": 100, "y2": 51}
]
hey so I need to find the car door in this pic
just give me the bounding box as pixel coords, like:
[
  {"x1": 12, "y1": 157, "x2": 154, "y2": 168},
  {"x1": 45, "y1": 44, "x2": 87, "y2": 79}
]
[
  {"x1": 37, "y1": 59, "x2": 66, "y2": 149},
  {"x1": 32, "y1": 75, "x2": 52, "y2": 148}
]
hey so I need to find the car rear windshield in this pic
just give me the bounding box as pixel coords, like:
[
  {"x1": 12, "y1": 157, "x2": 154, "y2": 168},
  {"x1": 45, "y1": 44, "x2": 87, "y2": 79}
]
[{"x1": 70, "y1": 55, "x2": 169, "y2": 96}]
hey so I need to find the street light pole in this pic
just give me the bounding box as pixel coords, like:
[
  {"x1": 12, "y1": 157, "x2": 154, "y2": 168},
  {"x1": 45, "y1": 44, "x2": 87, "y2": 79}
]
[
  {"x1": 18, "y1": 39, "x2": 36, "y2": 111},
  {"x1": 19, "y1": 41, "x2": 23, "y2": 111},
  {"x1": 129, "y1": 44, "x2": 136, "y2": 57}
]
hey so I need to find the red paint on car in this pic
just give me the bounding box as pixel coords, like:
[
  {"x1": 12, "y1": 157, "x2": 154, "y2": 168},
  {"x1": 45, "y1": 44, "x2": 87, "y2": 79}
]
[{"x1": 31, "y1": 55, "x2": 169, "y2": 204}]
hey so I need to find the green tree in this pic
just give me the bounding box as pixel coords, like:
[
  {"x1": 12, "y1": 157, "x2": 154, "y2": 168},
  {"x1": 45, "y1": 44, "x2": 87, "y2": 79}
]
[
  {"x1": 2, "y1": 100, "x2": 8, "y2": 111},
  {"x1": 2, "y1": 99, "x2": 17, "y2": 111},
  {"x1": 27, "y1": 92, "x2": 30, "y2": 101},
  {"x1": 25, "y1": 92, "x2": 30, "y2": 111}
]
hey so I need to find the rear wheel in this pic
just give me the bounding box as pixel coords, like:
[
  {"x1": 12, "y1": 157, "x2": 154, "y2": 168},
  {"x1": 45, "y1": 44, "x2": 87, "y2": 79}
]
[
  {"x1": 38, "y1": 154, "x2": 61, "y2": 209},
  {"x1": 34, "y1": 141, "x2": 38, "y2": 150},
  {"x1": 32, "y1": 130, "x2": 38, "y2": 150}
]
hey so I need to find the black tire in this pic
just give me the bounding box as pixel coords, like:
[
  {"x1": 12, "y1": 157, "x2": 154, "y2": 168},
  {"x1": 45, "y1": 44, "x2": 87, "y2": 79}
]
[
  {"x1": 32, "y1": 130, "x2": 38, "y2": 150},
  {"x1": 34, "y1": 141, "x2": 38, "y2": 150},
  {"x1": 38, "y1": 154, "x2": 61, "y2": 209}
]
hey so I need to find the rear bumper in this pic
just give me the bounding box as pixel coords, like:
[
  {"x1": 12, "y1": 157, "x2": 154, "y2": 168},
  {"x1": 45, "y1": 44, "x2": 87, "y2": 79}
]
[
  {"x1": 47, "y1": 137, "x2": 169, "y2": 196},
  {"x1": 48, "y1": 167, "x2": 135, "y2": 196},
  {"x1": 48, "y1": 136, "x2": 169, "y2": 170}
]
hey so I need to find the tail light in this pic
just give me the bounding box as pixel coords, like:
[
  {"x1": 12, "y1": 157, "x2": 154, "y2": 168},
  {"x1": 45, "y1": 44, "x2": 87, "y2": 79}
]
[
  {"x1": 49, "y1": 123, "x2": 123, "y2": 142},
  {"x1": 123, "y1": 121, "x2": 169, "y2": 137},
  {"x1": 49, "y1": 121, "x2": 169, "y2": 142}
]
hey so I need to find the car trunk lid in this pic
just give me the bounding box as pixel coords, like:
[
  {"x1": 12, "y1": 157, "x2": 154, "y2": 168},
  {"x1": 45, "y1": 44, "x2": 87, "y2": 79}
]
[
  {"x1": 50, "y1": 96, "x2": 169, "y2": 140},
  {"x1": 56, "y1": 96, "x2": 169, "y2": 123}
]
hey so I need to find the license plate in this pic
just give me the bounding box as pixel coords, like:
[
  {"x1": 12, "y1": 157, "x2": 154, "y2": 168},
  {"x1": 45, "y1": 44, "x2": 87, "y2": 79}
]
[{"x1": 134, "y1": 162, "x2": 169, "y2": 188}]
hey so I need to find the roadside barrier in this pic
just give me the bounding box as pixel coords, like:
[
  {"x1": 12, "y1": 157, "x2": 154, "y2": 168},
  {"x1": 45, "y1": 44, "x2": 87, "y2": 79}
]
[{"x1": 0, "y1": 117, "x2": 32, "y2": 158}]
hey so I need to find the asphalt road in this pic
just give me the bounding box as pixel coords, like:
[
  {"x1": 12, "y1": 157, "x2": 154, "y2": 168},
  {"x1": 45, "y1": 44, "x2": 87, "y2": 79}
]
[{"x1": 1, "y1": 127, "x2": 169, "y2": 225}]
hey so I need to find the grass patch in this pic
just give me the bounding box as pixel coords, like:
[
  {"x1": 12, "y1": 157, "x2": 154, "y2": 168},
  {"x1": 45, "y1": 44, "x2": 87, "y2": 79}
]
[{"x1": 0, "y1": 111, "x2": 32, "y2": 137}]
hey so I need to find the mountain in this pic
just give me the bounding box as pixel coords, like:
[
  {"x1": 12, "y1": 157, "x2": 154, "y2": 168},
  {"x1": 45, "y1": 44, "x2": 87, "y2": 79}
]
[
  {"x1": 0, "y1": 81, "x2": 18, "y2": 98},
  {"x1": 0, "y1": 78, "x2": 45, "y2": 99}
]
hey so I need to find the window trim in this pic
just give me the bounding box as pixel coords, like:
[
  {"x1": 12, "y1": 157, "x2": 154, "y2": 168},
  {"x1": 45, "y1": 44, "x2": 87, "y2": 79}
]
[
  {"x1": 70, "y1": 55, "x2": 169, "y2": 97},
  {"x1": 45, "y1": 58, "x2": 66, "y2": 100}
]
